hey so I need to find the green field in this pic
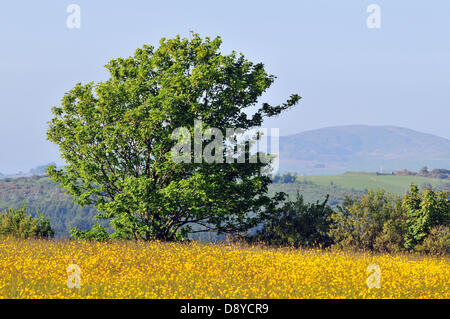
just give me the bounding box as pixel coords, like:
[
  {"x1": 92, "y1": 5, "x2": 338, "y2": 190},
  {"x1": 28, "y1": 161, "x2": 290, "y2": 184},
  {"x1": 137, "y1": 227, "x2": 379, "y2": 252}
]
[
  {"x1": 268, "y1": 171, "x2": 450, "y2": 208},
  {"x1": 299, "y1": 172, "x2": 449, "y2": 195},
  {"x1": 268, "y1": 181, "x2": 365, "y2": 207}
]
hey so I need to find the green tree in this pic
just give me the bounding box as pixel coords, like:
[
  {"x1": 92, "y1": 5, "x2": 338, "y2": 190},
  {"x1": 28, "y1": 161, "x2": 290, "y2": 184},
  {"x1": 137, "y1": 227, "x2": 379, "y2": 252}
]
[
  {"x1": 70, "y1": 224, "x2": 110, "y2": 241},
  {"x1": 418, "y1": 166, "x2": 429, "y2": 175},
  {"x1": 46, "y1": 33, "x2": 300, "y2": 241},
  {"x1": 248, "y1": 194, "x2": 334, "y2": 248},
  {"x1": 0, "y1": 203, "x2": 54, "y2": 239},
  {"x1": 403, "y1": 184, "x2": 450, "y2": 250},
  {"x1": 415, "y1": 225, "x2": 449, "y2": 255},
  {"x1": 280, "y1": 172, "x2": 297, "y2": 184},
  {"x1": 329, "y1": 190, "x2": 406, "y2": 252}
]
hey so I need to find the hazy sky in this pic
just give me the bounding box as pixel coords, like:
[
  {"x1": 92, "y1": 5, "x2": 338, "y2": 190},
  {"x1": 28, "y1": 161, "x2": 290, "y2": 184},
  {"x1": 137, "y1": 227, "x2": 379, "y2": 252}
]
[{"x1": 0, "y1": 0, "x2": 449, "y2": 174}]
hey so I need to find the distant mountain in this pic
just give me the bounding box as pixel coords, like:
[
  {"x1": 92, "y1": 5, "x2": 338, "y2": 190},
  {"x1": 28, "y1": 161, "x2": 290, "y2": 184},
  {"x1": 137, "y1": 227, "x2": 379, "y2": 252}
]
[
  {"x1": 29, "y1": 162, "x2": 56, "y2": 175},
  {"x1": 0, "y1": 162, "x2": 57, "y2": 179},
  {"x1": 2, "y1": 126, "x2": 449, "y2": 177},
  {"x1": 278, "y1": 125, "x2": 450, "y2": 175}
]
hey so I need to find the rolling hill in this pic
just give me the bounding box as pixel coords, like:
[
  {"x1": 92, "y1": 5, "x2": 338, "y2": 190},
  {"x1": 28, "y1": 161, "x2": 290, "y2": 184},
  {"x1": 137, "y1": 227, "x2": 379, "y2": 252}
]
[
  {"x1": 278, "y1": 125, "x2": 450, "y2": 175},
  {"x1": 0, "y1": 176, "x2": 100, "y2": 237}
]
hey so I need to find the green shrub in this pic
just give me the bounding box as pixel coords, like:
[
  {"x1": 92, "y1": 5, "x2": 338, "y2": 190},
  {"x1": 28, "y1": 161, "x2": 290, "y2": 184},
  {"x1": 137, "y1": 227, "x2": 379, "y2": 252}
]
[
  {"x1": 0, "y1": 203, "x2": 54, "y2": 239},
  {"x1": 248, "y1": 193, "x2": 334, "y2": 248},
  {"x1": 415, "y1": 226, "x2": 449, "y2": 255},
  {"x1": 403, "y1": 184, "x2": 450, "y2": 250},
  {"x1": 329, "y1": 189, "x2": 406, "y2": 252},
  {"x1": 373, "y1": 217, "x2": 407, "y2": 253},
  {"x1": 70, "y1": 224, "x2": 110, "y2": 241}
]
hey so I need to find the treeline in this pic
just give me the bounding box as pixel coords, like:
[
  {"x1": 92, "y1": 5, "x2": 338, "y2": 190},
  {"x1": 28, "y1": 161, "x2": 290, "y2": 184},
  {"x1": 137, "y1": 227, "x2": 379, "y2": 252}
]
[
  {"x1": 249, "y1": 184, "x2": 449, "y2": 255},
  {"x1": 1, "y1": 177, "x2": 448, "y2": 255},
  {"x1": 395, "y1": 167, "x2": 450, "y2": 179},
  {"x1": 0, "y1": 174, "x2": 361, "y2": 237},
  {"x1": 271, "y1": 172, "x2": 298, "y2": 184}
]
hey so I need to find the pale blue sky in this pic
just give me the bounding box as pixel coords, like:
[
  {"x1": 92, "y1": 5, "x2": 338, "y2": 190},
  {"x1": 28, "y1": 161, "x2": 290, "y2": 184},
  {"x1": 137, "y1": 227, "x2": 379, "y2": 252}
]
[{"x1": 0, "y1": 0, "x2": 449, "y2": 174}]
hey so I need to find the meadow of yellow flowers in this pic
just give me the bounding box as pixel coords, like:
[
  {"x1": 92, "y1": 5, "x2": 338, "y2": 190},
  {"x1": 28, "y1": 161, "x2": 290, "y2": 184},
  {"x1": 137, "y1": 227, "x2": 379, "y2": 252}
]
[{"x1": 0, "y1": 237, "x2": 448, "y2": 299}]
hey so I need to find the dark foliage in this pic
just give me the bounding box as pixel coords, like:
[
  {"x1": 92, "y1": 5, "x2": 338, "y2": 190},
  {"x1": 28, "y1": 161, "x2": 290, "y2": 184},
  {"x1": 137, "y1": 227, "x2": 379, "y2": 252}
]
[{"x1": 248, "y1": 193, "x2": 334, "y2": 248}]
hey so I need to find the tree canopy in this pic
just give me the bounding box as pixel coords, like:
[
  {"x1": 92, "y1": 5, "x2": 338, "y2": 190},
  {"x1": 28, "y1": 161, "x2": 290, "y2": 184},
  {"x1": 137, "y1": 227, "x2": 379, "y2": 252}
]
[{"x1": 47, "y1": 33, "x2": 301, "y2": 241}]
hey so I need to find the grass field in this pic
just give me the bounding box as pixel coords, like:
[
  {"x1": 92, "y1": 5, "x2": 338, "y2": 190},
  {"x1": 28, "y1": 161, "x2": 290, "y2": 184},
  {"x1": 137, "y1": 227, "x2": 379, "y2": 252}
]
[
  {"x1": 299, "y1": 172, "x2": 449, "y2": 195},
  {"x1": 268, "y1": 181, "x2": 365, "y2": 206},
  {"x1": 0, "y1": 238, "x2": 448, "y2": 299}
]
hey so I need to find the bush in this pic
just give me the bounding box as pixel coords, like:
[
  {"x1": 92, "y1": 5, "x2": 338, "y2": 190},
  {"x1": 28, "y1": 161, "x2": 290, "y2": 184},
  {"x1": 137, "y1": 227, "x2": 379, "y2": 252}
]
[
  {"x1": 0, "y1": 203, "x2": 54, "y2": 239},
  {"x1": 374, "y1": 218, "x2": 407, "y2": 253},
  {"x1": 248, "y1": 193, "x2": 333, "y2": 248},
  {"x1": 329, "y1": 190, "x2": 406, "y2": 252},
  {"x1": 415, "y1": 226, "x2": 449, "y2": 255},
  {"x1": 70, "y1": 224, "x2": 110, "y2": 241}
]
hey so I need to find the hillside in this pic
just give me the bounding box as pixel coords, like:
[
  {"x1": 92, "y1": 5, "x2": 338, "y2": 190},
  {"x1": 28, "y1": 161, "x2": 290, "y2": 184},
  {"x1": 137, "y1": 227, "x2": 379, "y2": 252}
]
[
  {"x1": 279, "y1": 125, "x2": 450, "y2": 175},
  {"x1": 0, "y1": 176, "x2": 99, "y2": 237}
]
